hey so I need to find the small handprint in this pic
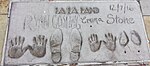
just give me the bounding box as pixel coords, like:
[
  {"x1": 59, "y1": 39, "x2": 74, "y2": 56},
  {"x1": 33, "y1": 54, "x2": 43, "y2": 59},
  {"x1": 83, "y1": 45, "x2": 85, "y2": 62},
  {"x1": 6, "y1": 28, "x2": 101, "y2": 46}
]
[
  {"x1": 88, "y1": 34, "x2": 101, "y2": 52},
  {"x1": 104, "y1": 33, "x2": 116, "y2": 51},
  {"x1": 28, "y1": 35, "x2": 47, "y2": 58},
  {"x1": 8, "y1": 36, "x2": 28, "y2": 58}
]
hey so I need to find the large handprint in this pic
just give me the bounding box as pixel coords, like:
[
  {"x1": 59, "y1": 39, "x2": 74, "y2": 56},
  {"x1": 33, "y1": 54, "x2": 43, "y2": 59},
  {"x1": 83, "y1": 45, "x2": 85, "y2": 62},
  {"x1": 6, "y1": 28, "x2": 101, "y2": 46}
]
[
  {"x1": 104, "y1": 33, "x2": 117, "y2": 51},
  {"x1": 8, "y1": 36, "x2": 28, "y2": 58},
  {"x1": 28, "y1": 35, "x2": 47, "y2": 58}
]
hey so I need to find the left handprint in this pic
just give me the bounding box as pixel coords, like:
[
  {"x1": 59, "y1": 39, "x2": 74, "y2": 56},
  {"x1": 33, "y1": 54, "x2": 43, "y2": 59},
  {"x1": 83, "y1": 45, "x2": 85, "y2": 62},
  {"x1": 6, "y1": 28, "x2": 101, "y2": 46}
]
[
  {"x1": 28, "y1": 35, "x2": 47, "y2": 58},
  {"x1": 8, "y1": 36, "x2": 28, "y2": 58}
]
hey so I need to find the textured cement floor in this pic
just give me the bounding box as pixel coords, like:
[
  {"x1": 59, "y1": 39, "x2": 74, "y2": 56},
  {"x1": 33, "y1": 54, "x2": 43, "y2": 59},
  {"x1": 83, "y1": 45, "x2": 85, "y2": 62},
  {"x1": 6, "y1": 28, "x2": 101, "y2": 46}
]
[{"x1": 0, "y1": 0, "x2": 150, "y2": 64}]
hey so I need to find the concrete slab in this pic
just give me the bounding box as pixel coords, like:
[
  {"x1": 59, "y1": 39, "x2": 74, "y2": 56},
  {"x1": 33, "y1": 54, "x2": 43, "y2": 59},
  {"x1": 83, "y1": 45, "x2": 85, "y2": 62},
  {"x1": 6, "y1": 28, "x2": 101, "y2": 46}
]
[
  {"x1": 140, "y1": 0, "x2": 150, "y2": 15},
  {"x1": 2, "y1": 1, "x2": 150, "y2": 65}
]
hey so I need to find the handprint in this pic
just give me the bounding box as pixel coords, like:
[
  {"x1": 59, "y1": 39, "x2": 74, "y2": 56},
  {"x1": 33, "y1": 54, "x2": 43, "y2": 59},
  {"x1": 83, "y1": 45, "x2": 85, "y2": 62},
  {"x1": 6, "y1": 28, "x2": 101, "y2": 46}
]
[
  {"x1": 8, "y1": 36, "x2": 28, "y2": 58},
  {"x1": 104, "y1": 33, "x2": 116, "y2": 51},
  {"x1": 28, "y1": 35, "x2": 47, "y2": 58},
  {"x1": 130, "y1": 30, "x2": 141, "y2": 45},
  {"x1": 88, "y1": 34, "x2": 101, "y2": 52}
]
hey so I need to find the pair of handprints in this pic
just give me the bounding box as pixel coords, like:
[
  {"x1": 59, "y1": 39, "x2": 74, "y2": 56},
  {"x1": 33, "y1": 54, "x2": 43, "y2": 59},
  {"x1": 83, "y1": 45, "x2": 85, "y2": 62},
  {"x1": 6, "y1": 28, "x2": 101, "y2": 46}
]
[
  {"x1": 8, "y1": 35, "x2": 47, "y2": 58},
  {"x1": 88, "y1": 33, "x2": 116, "y2": 52},
  {"x1": 88, "y1": 30, "x2": 141, "y2": 52}
]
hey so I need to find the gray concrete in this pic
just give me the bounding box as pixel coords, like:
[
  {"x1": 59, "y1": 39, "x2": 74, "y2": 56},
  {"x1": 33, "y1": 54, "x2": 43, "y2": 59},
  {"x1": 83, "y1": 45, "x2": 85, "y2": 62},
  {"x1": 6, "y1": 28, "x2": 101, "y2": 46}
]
[
  {"x1": 2, "y1": 1, "x2": 150, "y2": 66},
  {"x1": 10, "y1": 0, "x2": 150, "y2": 15},
  {"x1": 140, "y1": 0, "x2": 150, "y2": 15}
]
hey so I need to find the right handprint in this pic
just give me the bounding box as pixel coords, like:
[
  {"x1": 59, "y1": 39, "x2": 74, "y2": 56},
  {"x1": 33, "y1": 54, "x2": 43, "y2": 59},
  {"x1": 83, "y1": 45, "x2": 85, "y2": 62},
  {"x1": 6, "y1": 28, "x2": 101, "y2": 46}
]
[
  {"x1": 104, "y1": 33, "x2": 116, "y2": 51},
  {"x1": 130, "y1": 30, "x2": 141, "y2": 46},
  {"x1": 28, "y1": 35, "x2": 47, "y2": 58}
]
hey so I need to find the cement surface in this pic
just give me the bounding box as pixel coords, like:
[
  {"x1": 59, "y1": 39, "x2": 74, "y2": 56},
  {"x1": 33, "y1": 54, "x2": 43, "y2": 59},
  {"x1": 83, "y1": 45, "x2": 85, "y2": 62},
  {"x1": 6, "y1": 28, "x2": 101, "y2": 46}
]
[{"x1": 2, "y1": 1, "x2": 150, "y2": 65}]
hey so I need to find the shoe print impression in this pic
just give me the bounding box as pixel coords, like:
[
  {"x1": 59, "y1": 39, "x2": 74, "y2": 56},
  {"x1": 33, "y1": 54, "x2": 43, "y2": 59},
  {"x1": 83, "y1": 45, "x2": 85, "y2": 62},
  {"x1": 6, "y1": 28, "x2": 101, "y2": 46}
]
[
  {"x1": 50, "y1": 29, "x2": 63, "y2": 63},
  {"x1": 119, "y1": 31, "x2": 129, "y2": 47},
  {"x1": 70, "y1": 29, "x2": 82, "y2": 62},
  {"x1": 130, "y1": 30, "x2": 141, "y2": 46}
]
